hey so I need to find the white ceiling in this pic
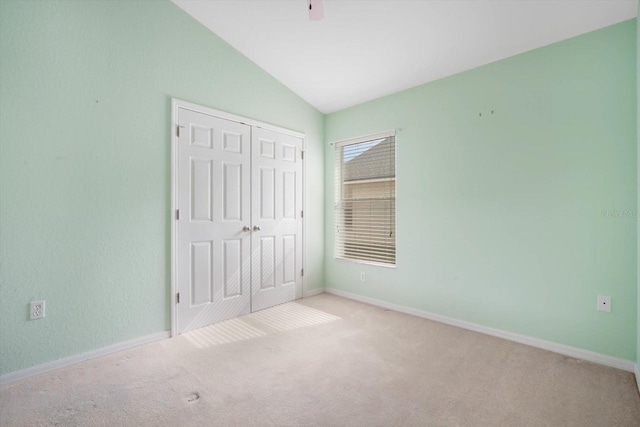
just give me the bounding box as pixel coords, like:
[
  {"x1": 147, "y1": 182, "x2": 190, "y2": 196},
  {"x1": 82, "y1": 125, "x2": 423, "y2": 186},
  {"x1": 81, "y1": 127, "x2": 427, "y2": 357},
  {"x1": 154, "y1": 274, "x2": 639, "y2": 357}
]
[{"x1": 173, "y1": 1, "x2": 638, "y2": 114}]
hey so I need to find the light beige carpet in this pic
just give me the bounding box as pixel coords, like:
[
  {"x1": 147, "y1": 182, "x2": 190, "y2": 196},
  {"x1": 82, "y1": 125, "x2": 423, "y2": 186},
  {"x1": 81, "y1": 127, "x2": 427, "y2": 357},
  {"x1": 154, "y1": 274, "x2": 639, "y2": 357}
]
[{"x1": 1, "y1": 293, "x2": 639, "y2": 426}]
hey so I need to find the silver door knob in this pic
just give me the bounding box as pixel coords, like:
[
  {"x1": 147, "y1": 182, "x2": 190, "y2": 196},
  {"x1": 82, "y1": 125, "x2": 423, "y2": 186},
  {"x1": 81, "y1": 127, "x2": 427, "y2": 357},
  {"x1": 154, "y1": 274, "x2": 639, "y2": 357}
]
[
  {"x1": 253, "y1": 225, "x2": 261, "y2": 231},
  {"x1": 242, "y1": 226, "x2": 251, "y2": 232}
]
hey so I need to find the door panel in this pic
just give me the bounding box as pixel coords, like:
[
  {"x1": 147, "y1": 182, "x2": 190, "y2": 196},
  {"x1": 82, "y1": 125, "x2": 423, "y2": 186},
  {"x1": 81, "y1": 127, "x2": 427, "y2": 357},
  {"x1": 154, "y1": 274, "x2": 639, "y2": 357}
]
[
  {"x1": 223, "y1": 162, "x2": 242, "y2": 220},
  {"x1": 251, "y1": 128, "x2": 303, "y2": 312},
  {"x1": 222, "y1": 239, "x2": 243, "y2": 297},
  {"x1": 260, "y1": 168, "x2": 275, "y2": 219},
  {"x1": 260, "y1": 236, "x2": 275, "y2": 289},
  {"x1": 190, "y1": 241, "x2": 213, "y2": 305},
  {"x1": 283, "y1": 171, "x2": 296, "y2": 219},
  {"x1": 177, "y1": 108, "x2": 251, "y2": 334},
  {"x1": 282, "y1": 235, "x2": 296, "y2": 284},
  {"x1": 190, "y1": 159, "x2": 213, "y2": 222}
]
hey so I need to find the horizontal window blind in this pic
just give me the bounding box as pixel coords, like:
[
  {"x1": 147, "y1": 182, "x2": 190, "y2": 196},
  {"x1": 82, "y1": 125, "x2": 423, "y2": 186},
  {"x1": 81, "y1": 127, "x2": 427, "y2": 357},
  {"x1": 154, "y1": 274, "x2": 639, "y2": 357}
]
[{"x1": 334, "y1": 134, "x2": 396, "y2": 266}]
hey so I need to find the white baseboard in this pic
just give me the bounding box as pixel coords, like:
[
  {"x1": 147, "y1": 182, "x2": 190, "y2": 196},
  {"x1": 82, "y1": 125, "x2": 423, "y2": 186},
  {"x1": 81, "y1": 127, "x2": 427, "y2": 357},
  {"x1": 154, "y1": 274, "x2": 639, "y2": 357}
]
[
  {"x1": 0, "y1": 331, "x2": 170, "y2": 386},
  {"x1": 304, "y1": 287, "x2": 325, "y2": 297},
  {"x1": 324, "y1": 288, "x2": 636, "y2": 373}
]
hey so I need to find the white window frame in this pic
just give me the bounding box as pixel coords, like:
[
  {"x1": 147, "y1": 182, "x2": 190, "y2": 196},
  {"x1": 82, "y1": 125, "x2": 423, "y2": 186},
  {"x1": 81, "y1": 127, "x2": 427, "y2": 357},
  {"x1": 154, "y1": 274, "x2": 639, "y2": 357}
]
[{"x1": 333, "y1": 130, "x2": 396, "y2": 268}]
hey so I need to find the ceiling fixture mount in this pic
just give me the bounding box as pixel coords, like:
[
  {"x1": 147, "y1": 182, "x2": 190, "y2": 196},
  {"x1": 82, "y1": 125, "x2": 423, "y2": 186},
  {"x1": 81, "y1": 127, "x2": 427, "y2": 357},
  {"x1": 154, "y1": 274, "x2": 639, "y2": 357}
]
[{"x1": 309, "y1": 0, "x2": 324, "y2": 21}]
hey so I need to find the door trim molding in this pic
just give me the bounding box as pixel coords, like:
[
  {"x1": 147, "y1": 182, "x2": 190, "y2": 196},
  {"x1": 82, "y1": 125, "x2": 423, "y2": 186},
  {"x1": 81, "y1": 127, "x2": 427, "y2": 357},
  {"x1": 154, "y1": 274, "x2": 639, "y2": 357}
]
[
  {"x1": 172, "y1": 99, "x2": 305, "y2": 138},
  {"x1": 170, "y1": 98, "x2": 306, "y2": 337}
]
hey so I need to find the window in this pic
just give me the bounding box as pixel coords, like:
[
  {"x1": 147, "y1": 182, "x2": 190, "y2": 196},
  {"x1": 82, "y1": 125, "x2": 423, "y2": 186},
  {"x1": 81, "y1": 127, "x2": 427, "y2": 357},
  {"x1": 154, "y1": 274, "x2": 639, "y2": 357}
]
[{"x1": 334, "y1": 131, "x2": 396, "y2": 266}]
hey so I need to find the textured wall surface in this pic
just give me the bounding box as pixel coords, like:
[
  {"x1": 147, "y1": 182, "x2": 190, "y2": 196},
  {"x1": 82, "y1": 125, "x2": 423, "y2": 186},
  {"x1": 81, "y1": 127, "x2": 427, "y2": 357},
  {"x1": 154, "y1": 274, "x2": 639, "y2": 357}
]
[
  {"x1": 0, "y1": 0, "x2": 324, "y2": 376},
  {"x1": 637, "y1": 1, "x2": 639, "y2": 372},
  {"x1": 325, "y1": 21, "x2": 637, "y2": 361}
]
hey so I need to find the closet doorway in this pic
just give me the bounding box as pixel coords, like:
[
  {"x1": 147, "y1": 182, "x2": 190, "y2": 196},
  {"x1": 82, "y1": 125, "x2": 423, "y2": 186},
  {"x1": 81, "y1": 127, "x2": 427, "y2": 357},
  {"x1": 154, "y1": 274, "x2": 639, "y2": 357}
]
[{"x1": 171, "y1": 99, "x2": 304, "y2": 335}]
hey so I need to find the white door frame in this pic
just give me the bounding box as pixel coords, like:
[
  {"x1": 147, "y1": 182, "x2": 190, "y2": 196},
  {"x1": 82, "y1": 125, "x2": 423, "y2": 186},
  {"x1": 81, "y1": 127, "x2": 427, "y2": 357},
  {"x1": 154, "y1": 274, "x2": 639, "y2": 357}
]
[{"x1": 170, "y1": 98, "x2": 306, "y2": 337}]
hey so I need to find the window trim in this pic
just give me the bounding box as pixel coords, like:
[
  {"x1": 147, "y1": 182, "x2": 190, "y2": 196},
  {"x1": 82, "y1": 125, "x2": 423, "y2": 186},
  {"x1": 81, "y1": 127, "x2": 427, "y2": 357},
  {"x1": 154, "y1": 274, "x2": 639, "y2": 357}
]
[
  {"x1": 332, "y1": 130, "x2": 396, "y2": 148},
  {"x1": 332, "y1": 130, "x2": 397, "y2": 268}
]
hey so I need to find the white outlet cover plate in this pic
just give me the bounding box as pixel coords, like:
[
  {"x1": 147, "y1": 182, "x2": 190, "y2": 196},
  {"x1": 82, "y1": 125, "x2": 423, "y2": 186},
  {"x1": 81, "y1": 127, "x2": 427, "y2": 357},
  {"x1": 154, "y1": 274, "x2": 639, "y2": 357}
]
[
  {"x1": 30, "y1": 300, "x2": 45, "y2": 320},
  {"x1": 597, "y1": 295, "x2": 611, "y2": 313}
]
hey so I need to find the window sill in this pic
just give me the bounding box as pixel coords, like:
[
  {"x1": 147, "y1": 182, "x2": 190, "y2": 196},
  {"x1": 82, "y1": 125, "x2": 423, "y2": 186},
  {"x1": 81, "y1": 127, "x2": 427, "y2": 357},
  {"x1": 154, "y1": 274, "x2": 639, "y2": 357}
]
[{"x1": 334, "y1": 257, "x2": 396, "y2": 269}]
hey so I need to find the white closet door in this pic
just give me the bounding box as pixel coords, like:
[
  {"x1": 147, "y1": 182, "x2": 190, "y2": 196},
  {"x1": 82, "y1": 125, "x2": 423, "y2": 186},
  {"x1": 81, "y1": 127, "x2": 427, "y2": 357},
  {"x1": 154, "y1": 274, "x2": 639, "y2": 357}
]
[
  {"x1": 176, "y1": 108, "x2": 252, "y2": 334},
  {"x1": 251, "y1": 127, "x2": 303, "y2": 311}
]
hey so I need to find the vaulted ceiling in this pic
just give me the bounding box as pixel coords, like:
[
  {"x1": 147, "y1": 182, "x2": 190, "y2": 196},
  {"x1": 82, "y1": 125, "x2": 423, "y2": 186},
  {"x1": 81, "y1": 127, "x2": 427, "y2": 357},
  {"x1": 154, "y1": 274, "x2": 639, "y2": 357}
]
[{"x1": 173, "y1": 1, "x2": 638, "y2": 114}]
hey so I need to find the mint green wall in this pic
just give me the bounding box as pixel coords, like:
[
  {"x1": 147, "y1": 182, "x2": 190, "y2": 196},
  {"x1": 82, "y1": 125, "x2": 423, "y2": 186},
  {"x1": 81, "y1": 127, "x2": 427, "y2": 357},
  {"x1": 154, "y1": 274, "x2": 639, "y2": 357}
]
[
  {"x1": 636, "y1": 1, "x2": 640, "y2": 371},
  {"x1": 0, "y1": 1, "x2": 324, "y2": 376},
  {"x1": 325, "y1": 21, "x2": 637, "y2": 361}
]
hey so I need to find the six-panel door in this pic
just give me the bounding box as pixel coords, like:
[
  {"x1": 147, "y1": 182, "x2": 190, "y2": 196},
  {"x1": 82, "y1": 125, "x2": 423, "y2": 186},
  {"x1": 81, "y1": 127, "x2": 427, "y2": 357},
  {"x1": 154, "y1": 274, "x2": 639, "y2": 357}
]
[
  {"x1": 176, "y1": 108, "x2": 303, "y2": 334},
  {"x1": 177, "y1": 109, "x2": 252, "y2": 334},
  {"x1": 251, "y1": 127, "x2": 303, "y2": 312}
]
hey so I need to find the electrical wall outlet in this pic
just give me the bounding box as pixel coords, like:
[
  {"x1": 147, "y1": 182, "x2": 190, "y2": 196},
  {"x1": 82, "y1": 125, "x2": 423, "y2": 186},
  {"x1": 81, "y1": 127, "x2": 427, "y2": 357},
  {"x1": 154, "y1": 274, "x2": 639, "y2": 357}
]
[
  {"x1": 360, "y1": 272, "x2": 366, "y2": 282},
  {"x1": 30, "y1": 301, "x2": 45, "y2": 320},
  {"x1": 597, "y1": 295, "x2": 611, "y2": 313}
]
